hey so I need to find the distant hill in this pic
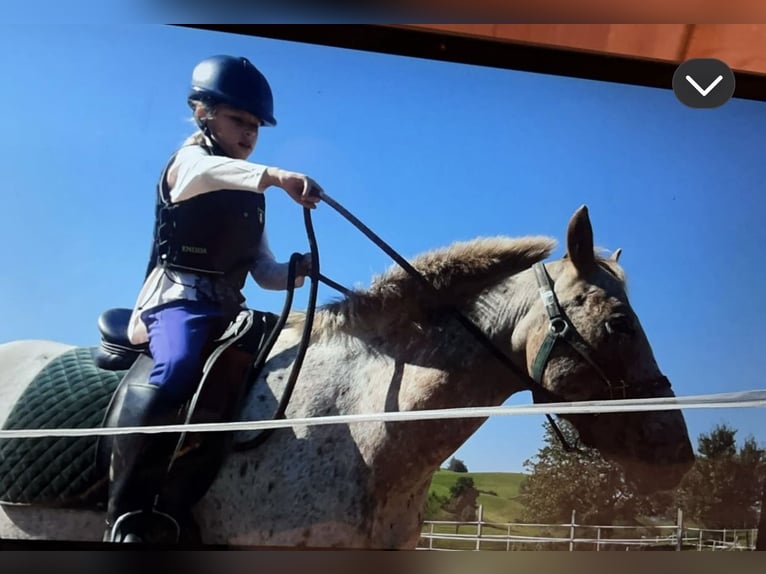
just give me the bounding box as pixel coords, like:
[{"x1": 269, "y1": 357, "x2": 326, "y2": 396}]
[{"x1": 427, "y1": 469, "x2": 528, "y2": 524}]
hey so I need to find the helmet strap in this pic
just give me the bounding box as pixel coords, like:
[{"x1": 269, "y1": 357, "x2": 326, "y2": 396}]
[
  {"x1": 192, "y1": 100, "x2": 228, "y2": 157},
  {"x1": 200, "y1": 128, "x2": 227, "y2": 158}
]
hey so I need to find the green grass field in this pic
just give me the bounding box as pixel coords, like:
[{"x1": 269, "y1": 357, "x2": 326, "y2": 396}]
[
  {"x1": 427, "y1": 469, "x2": 528, "y2": 524},
  {"x1": 423, "y1": 470, "x2": 564, "y2": 549}
]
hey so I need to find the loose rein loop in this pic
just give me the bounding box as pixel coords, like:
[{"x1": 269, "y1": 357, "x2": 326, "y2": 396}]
[{"x1": 233, "y1": 208, "x2": 321, "y2": 451}]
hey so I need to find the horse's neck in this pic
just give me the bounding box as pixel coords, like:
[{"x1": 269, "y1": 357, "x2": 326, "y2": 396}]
[
  {"x1": 446, "y1": 270, "x2": 540, "y2": 395},
  {"x1": 465, "y1": 271, "x2": 539, "y2": 353},
  {"x1": 329, "y1": 268, "x2": 540, "y2": 415}
]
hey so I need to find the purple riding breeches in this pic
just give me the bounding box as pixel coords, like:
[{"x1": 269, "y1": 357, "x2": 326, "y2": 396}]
[{"x1": 140, "y1": 300, "x2": 234, "y2": 404}]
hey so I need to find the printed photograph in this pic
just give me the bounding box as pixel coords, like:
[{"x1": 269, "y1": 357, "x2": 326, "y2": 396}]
[{"x1": 0, "y1": 24, "x2": 764, "y2": 549}]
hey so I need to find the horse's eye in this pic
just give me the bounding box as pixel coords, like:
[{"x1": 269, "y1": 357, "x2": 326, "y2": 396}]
[{"x1": 605, "y1": 316, "x2": 634, "y2": 336}]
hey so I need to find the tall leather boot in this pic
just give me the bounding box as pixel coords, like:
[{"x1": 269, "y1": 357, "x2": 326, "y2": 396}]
[{"x1": 104, "y1": 381, "x2": 182, "y2": 544}]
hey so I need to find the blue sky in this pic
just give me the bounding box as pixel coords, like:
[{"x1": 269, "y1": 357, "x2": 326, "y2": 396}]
[{"x1": 1, "y1": 24, "x2": 764, "y2": 472}]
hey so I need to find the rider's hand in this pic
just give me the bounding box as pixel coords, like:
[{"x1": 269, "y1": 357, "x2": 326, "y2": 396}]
[
  {"x1": 263, "y1": 167, "x2": 322, "y2": 209},
  {"x1": 296, "y1": 252, "x2": 313, "y2": 277}
]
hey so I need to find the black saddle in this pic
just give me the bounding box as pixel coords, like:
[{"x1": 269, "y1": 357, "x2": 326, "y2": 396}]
[
  {"x1": 94, "y1": 307, "x2": 277, "y2": 372},
  {"x1": 94, "y1": 308, "x2": 148, "y2": 371},
  {"x1": 94, "y1": 305, "x2": 279, "y2": 479}
]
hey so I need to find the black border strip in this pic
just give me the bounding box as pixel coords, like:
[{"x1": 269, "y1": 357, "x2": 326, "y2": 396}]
[{"x1": 177, "y1": 24, "x2": 766, "y2": 102}]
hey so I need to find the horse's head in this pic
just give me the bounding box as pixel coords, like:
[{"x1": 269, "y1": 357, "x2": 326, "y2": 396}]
[{"x1": 521, "y1": 205, "x2": 694, "y2": 494}]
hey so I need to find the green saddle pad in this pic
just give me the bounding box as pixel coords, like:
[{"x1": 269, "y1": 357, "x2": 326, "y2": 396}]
[{"x1": 0, "y1": 347, "x2": 126, "y2": 507}]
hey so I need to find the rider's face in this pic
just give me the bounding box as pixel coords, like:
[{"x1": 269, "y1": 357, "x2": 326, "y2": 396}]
[{"x1": 206, "y1": 105, "x2": 261, "y2": 160}]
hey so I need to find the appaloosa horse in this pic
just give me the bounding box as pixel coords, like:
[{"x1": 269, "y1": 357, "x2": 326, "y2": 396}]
[{"x1": 0, "y1": 206, "x2": 694, "y2": 547}]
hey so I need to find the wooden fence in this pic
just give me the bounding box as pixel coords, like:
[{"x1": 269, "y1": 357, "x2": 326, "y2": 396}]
[{"x1": 417, "y1": 506, "x2": 758, "y2": 551}]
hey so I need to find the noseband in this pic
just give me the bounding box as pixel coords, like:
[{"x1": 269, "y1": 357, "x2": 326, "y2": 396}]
[{"x1": 529, "y1": 262, "x2": 670, "y2": 401}]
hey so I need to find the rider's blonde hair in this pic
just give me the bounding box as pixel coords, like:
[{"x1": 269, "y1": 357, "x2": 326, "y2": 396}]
[{"x1": 182, "y1": 100, "x2": 217, "y2": 146}]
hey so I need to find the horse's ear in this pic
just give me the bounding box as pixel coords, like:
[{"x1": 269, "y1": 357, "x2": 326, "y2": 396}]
[
  {"x1": 566, "y1": 205, "x2": 596, "y2": 272},
  {"x1": 610, "y1": 248, "x2": 622, "y2": 262}
]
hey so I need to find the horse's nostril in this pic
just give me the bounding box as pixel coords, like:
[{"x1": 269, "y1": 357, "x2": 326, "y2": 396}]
[{"x1": 605, "y1": 316, "x2": 635, "y2": 336}]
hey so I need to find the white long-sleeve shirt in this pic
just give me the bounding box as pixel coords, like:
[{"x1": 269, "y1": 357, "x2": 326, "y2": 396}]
[{"x1": 127, "y1": 143, "x2": 302, "y2": 345}]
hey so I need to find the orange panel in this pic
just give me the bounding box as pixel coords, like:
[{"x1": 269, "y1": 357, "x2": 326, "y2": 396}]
[
  {"x1": 684, "y1": 24, "x2": 766, "y2": 74},
  {"x1": 398, "y1": 24, "x2": 766, "y2": 75},
  {"x1": 602, "y1": 24, "x2": 691, "y2": 61},
  {"x1": 493, "y1": 24, "x2": 613, "y2": 53},
  {"x1": 405, "y1": 24, "x2": 498, "y2": 38},
  {"x1": 401, "y1": 24, "x2": 690, "y2": 62}
]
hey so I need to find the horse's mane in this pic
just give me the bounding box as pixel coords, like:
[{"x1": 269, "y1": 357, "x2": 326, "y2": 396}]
[{"x1": 301, "y1": 235, "x2": 557, "y2": 335}]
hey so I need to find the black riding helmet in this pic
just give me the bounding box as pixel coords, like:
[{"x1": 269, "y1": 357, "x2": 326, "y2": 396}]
[{"x1": 188, "y1": 55, "x2": 277, "y2": 127}]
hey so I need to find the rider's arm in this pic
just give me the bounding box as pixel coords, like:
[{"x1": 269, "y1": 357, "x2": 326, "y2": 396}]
[
  {"x1": 250, "y1": 228, "x2": 306, "y2": 290},
  {"x1": 166, "y1": 144, "x2": 317, "y2": 211},
  {"x1": 167, "y1": 144, "x2": 271, "y2": 202}
]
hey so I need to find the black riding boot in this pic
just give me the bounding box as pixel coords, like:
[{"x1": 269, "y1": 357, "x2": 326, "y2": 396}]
[{"x1": 104, "y1": 381, "x2": 182, "y2": 544}]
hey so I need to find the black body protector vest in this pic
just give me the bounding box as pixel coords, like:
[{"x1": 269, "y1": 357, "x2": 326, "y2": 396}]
[{"x1": 145, "y1": 144, "x2": 266, "y2": 292}]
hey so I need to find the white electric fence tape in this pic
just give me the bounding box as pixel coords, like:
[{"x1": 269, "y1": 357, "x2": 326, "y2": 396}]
[{"x1": 0, "y1": 390, "x2": 764, "y2": 439}]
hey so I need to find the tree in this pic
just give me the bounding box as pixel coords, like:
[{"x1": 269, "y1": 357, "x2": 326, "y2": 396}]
[
  {"x1": 445, "y1": 476, "x2": 479, "y2": 532},
  {"x1": 518, "y1": 419, "x2": 664, "y2": 525},
  {"x1": 423, "y1": 475, "x2": 478, "y2": 523},
  {"x1": 675, "y1": 424, "x2": 766, "y2": 529},
  {"x1": 450, "y1": 476, "x2": 475, "y2": 498},
  {"x1": 519, "y1": 419, "x2": 766, "y2": 538},
  {"x1": 446, "y1": 457, "x2": 468, "y2": 473}
]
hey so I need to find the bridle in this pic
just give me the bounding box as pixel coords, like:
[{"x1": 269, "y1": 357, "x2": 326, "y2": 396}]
[
  {"x1": 531, "y1": 262, "x2": 629, "y2": 400},
  {"x1": 530, "y1": 261, "x2": 671, "y2": 403}
]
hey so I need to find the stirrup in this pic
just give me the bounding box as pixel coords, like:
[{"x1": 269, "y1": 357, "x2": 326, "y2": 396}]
[{"x1": 108, "y1": 509, "x2": 181, "y2": 544}]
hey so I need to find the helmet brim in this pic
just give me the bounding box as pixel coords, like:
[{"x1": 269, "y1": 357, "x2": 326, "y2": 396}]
[{"x1": 188, "y1": 90, "x2": 277, "y2": 127}]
